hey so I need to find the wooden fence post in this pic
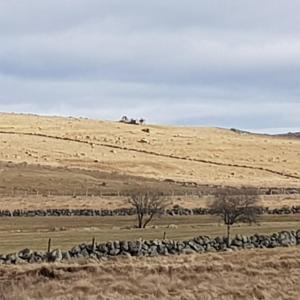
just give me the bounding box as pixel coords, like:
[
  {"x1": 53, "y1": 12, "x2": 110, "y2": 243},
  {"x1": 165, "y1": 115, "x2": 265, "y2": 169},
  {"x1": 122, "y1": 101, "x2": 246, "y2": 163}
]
[
  {"x1": 92, "y1": 237, "x2": 95, "y2": 251},
  {"x1": 47, "y1": 238, "x2": 52, "y2": 253}
]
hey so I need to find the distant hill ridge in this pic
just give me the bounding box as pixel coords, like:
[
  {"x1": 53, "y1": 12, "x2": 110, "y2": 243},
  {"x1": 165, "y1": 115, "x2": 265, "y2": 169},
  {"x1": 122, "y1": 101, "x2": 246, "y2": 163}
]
[
  {"x1": 230, "y1": 128, "x2": 300, "y2": 138},
  {"x1": 0, "y1": 112, "x2": 299, "y2": 192}
]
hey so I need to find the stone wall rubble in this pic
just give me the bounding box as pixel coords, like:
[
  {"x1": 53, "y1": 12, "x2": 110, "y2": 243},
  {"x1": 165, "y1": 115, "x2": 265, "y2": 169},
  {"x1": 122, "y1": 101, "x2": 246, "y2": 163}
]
[
  {"x1": 0, "y1": 206, "x2": 299, "y2": 217},
  {"x1": 1, "y1": 230, "x2": 299, "y2": 265}
]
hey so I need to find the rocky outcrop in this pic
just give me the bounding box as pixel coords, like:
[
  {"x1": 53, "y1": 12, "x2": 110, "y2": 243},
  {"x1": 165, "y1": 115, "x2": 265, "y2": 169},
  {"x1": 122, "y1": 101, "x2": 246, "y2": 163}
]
[{"x1": 1, "y1": 230, "x2": 300, "y2": 265}]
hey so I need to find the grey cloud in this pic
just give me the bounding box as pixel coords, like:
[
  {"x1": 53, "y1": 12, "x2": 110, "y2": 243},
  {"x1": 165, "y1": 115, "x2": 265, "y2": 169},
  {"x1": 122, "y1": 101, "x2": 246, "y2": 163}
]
[
  {"x1": 0, "y1": 75, "x2": 299, "y2": 131},
  {"x1": 0, "y1": 1, "x2": 299, "y2": 132},
  {"x1": 2, "y1": 0, "x2": 299, "y2": 34}
]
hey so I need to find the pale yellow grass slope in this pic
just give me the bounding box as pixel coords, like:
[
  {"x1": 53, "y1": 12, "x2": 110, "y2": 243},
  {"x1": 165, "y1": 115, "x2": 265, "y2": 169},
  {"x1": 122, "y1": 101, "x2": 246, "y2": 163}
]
[
  {"x1": 2, "y1": 194, "x2": 300, "y2": 211},
  {"x1": 0, "y1": 113, "x2": 300, "y2": 187},
  {"x1": 0, "y1": 247, "x2": 300, "y2": 300}
]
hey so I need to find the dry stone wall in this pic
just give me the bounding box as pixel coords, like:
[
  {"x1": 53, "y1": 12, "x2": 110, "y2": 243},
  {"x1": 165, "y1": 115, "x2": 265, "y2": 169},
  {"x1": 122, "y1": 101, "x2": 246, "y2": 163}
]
[
  {"x1": 0, "y1": 206, "x2": 299, "y2": 217},
  {"x1": 1, "y1": 230, "x2": 299, "y2": 265}
]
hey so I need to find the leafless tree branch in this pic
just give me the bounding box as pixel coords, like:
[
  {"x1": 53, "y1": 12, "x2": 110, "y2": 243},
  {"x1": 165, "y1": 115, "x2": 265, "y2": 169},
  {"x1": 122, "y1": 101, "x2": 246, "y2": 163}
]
[
  {"x1": 209, "y1": 191, "x2": 260, "y2": 244},
  {"x1": 126, "y1": 190, "x2": 170, "y2": 228}
]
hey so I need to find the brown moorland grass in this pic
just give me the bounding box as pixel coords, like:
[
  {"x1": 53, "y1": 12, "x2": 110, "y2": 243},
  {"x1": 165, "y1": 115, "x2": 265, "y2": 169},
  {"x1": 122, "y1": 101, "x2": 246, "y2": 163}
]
[
  {"x1": 0, "y1": 215, "x2": 299, "y2": 253},
  {"x1": 0, "y1": 247, "x2": 300, "y2": 299},
  {"x1": 1, "y1": 194, "x2": 300, "y2": 211},
  {"x1": 0, "y1": 113, "x2": 300, "y2": 190}
]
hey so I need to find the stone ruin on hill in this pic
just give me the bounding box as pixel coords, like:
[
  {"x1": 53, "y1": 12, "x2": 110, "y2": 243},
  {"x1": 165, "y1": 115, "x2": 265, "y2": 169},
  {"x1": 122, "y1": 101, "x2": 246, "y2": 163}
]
[{"x1": 119, "y1": 116, "x2": 145, "y2": 125}]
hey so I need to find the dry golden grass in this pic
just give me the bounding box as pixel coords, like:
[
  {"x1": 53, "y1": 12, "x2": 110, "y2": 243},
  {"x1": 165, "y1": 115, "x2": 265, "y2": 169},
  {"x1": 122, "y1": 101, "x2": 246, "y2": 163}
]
[
  {"x1": 1, "y1": 114, "x2": 300, "y2": 299},
  {"x1": 0, "y1": 247, "x2": 300, "y2": 300},
  {"x1": 1, "y1": 194, "x2": 300, "y2": 211},
  {"x1": 0, "y1": 113, "x2": 300, "y2": 188},
  {"x1": 0, "y1": 195, "x2": 127, "y2": 210}
]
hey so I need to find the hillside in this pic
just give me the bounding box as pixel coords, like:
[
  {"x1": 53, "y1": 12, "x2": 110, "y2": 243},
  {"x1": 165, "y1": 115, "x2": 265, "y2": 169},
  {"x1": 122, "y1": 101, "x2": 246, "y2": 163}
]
[{"x1": 0, "y1": 112, "x2": 300, "y2": 195}]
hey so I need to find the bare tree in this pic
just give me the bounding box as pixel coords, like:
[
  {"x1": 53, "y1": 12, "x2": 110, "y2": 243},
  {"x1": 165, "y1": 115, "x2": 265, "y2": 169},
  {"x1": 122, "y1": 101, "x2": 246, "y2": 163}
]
[
  {"x1": 127, "y1": 191, "x2": 170, "y2": 228},
  {"x1": 139, "y1": 118, "x2": 145, "y2": 125},
  {"x1": 120, "y1": 116, "x2": 128, "y2": 123},
  {"x1": 210, "y1": 192, "x2": 259, "y2": 244}
]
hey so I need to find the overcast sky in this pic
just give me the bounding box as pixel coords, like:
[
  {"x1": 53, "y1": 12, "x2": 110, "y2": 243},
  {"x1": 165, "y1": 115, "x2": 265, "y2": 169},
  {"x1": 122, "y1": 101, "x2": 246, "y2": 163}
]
[{"x1": 0, "y1": 0, "x2": 300, "y2": 133}]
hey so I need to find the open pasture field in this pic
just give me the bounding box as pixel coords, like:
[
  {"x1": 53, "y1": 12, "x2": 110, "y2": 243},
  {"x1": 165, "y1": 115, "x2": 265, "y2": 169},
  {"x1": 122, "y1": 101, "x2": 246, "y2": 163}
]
[
  {"x1": 0, "y1": 247, "x2": 300, "y2": 300},
  {"x1": 1, "y1": 194, "x2": 300, "y2": 211},
  {"x1": 0, "y1": 113, "x2": 300, "y2": 300},
  {"x1": 0, "y1": 113, "x2": 300, "y2": 190},
  {"x1": 0, "y1": 214, "x2": 299, "y2": 254}
]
